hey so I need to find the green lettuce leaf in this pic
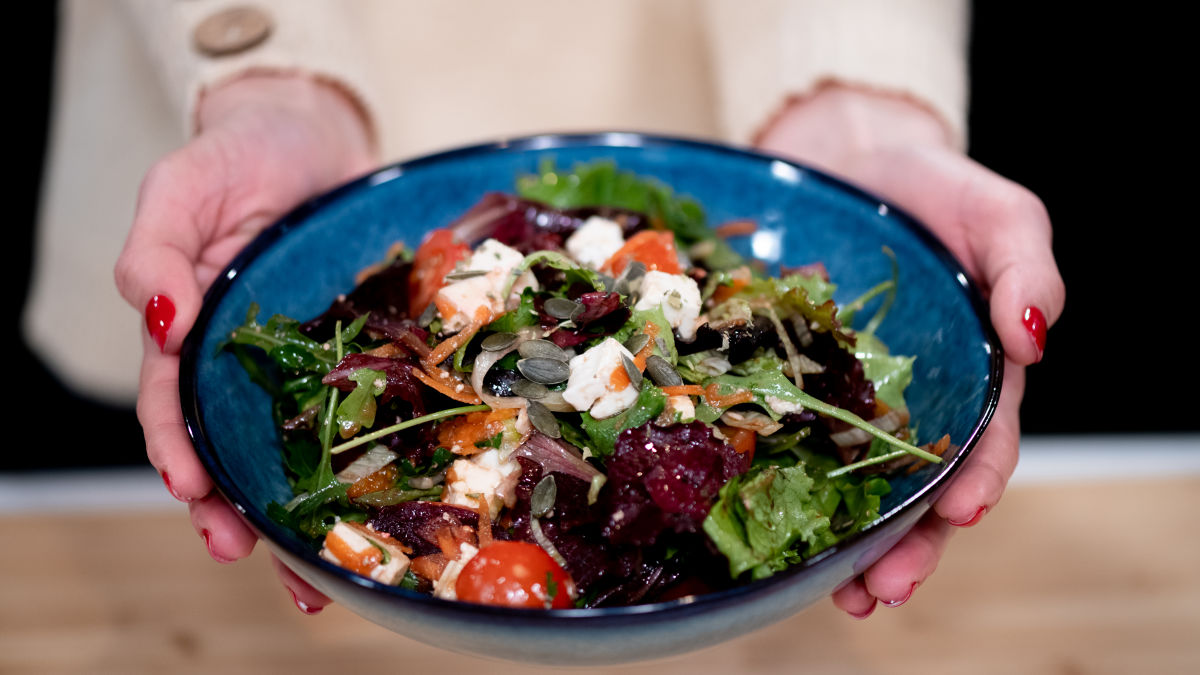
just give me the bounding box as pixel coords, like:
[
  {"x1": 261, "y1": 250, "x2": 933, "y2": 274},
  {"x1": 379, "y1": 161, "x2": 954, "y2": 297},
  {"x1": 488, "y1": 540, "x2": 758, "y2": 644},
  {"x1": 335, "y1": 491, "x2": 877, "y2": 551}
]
[
  {"x1": 853, "y1": 332, "x2": 915, "y2": 410},
  {"x1": 335, "y1": 368, "x2": 386, "y2": 438}
]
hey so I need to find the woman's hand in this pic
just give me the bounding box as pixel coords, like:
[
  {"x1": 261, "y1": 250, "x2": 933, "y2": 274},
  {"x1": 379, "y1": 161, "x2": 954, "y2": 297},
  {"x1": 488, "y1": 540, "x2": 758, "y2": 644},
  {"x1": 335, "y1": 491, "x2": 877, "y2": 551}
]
[
  {"x1": 114, "y1": 74, "x2": 377, "y2": 614},
  {"x1": 756, "y1": 85, "x2": 1065, "y2": 618}
]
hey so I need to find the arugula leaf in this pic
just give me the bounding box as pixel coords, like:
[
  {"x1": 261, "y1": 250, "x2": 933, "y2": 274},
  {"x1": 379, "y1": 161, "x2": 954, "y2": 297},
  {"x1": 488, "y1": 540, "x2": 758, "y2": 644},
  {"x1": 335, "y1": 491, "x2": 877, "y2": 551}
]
[
  {"x1": 703, "y1": 465, "x2": 836, "y2": 580},
  {"x1": 728, "y1": 348, "x2": 787, "y2": 377},
  {"x1": 222, "y1": 304, "x2": 340, "y2": 375},
  {"x1": 335, "y1": 368, "x2": 386, "y2": 438},
  {"x1": 485, "y1": 287, "x2": 539, "y2": 334},
  {"x1": 580, "y1": 384, "x2": 667, "y2": 457}
]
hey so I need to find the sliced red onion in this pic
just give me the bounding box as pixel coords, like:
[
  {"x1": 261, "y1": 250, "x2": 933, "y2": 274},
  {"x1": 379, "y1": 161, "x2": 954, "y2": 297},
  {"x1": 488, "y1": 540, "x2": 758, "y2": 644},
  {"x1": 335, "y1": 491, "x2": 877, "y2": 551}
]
[
  {"x1": 830, "y1": 408, "x2": 909, "y2": 447},
  {"x1": 514, "y1": 431, "x2": 603, "y2": 485}
]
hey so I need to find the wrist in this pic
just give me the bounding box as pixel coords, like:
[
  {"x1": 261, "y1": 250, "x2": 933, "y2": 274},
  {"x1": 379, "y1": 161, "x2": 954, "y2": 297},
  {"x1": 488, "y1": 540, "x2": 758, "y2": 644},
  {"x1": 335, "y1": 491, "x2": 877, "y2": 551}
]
[
  {"x1": 196, "y1": 73, "x2": 377, "y2": 161},
  {"x1": 755, "y1": 83, "x2": 954, "y2": 177}
]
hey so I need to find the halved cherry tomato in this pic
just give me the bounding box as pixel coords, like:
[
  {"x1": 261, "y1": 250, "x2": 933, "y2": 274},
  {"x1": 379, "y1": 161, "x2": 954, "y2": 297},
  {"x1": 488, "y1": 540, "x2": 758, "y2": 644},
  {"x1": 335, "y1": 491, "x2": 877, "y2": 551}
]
[
  {"x1": 601, "y1": 230, "x2": 681, "y2": 275},
  {"x1": 455, "y1": 541, "x2": 575, "y2": 609},
  {"x1": 408, "y1": 229, "x2": 470, "y2": 316}
]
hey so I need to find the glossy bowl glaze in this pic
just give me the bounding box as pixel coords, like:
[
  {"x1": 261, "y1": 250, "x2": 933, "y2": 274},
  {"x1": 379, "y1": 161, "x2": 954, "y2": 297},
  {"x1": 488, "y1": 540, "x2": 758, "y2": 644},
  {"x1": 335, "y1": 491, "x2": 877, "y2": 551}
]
[{"x1": 181, "y1": 133, "x2": 1002, "y2": 665}]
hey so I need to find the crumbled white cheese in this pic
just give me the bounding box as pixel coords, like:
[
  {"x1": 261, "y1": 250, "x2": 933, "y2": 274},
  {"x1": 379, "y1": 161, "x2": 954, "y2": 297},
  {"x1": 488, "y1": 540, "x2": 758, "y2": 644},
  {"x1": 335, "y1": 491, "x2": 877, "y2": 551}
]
[
  {"x1": 634, "y1": 271, "x2": 702, "y2": 340},
  {"x1": 319, "y1": 521, "x2": 411, "y2": 585},
  {"x1": 442, "y1": 448, "x2": 521, "y2": 520},
  {"x1": 433, "y1": 542, "x2": 479, "y2": 600},
  {"x1": 565, "y1": 216, "x2": 625, "y2": 269},
  {"x1": 663, "y1": 394, "x2": 696, "y2": 424},
  {"x1": 562, "y1": 337, "x2": 640, "y2": 419},
  {"x1": 436, "y1": 238, "x2": 538, "y2": 332}
]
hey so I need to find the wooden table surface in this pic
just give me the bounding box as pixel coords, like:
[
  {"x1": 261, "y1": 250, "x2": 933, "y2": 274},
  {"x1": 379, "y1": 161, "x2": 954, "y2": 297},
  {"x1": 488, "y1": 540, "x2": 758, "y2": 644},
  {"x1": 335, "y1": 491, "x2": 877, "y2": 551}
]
[{"x1": 3, "y1": 476, "x2": 1198, "y2": 675}]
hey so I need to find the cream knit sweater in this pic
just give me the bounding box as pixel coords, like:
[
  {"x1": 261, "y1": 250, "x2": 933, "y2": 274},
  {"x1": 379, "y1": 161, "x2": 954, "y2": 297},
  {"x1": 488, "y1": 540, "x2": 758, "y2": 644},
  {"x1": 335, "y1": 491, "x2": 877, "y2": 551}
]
[{"x1": 27, "y1": 0, "x2": 967, "y2": 403}]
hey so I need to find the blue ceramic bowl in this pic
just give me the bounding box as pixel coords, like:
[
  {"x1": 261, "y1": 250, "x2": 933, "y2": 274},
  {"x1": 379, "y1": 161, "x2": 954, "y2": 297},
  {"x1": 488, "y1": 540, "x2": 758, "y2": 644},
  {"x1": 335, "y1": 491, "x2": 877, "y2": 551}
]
[{"x1": 181, "y1": 133, "x2": 1002, "y2": 665}]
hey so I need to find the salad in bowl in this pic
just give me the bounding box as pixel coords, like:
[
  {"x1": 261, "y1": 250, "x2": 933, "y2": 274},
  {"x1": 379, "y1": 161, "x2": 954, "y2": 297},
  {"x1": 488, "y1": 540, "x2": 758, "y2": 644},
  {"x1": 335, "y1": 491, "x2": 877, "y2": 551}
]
[{"x1": 222, "y1": 160, "x2": 951, "y2": 610}]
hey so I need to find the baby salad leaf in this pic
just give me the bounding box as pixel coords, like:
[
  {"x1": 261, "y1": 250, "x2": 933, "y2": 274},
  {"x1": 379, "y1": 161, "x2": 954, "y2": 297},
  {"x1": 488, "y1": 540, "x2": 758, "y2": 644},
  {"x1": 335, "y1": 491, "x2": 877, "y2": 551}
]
[
  {"x1": 853, "y1": 332, "x2": 915, "y2": 410},
  {"x1": 612, "y1": 306, "x2": 678, "y2": 364},
  {"x1": 580, "y1": 384, "x2": 667, "y2": 457},
  {"x1": 703, "y1": 464, "x2": 836, "y2": 580},
  {"x1": 222, "y1": 304, "x2": 341, "y2": 375}
]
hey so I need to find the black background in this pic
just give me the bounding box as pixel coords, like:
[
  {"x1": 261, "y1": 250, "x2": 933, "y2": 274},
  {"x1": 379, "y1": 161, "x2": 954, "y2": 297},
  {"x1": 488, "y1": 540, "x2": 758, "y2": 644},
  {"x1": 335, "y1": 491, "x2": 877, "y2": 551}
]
[{"x1": 6, "y1": 5, "x2": 1190, "y2": 471}]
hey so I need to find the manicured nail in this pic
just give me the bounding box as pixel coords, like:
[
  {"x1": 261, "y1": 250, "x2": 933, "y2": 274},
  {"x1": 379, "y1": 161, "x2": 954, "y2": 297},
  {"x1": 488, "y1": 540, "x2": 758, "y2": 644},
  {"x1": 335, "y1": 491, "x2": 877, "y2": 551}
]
[
  {"x1": 146, "y1": 294, "x2": 176, "y2": 352},
  {"x1": 161, "y1": 470, "x2": 189, "y2": 502},
  {"x1": 1022, "y1": 306, "x2": 1047, "y2": 362},
  {"x1": 289, "y1": 588, "x2": 323, "y2": 615},
  {"x1": 201, "y1": 529, "x2": 236, "y2": 564},
  {"x1": 883, "y1": 582, "x2": 918, "y2": 608},
  {"x1": 949, "y1": 505, "x2": 987, "y2": 527},
  {"x1": 849, "y1": 600, "x2": 877, "y2": 620}
]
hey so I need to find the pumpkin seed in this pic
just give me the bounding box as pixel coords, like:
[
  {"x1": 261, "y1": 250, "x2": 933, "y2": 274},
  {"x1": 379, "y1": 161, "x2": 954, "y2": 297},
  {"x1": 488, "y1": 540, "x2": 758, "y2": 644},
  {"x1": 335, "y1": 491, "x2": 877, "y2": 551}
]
[
  {"x1": 667, "y1": 290, "x2": 684, "y2": 310},
  {"x1": 517, "y1": 357, "x2": 570, "y2": 385},
  {"x1": 623, "y1": 260, "x2": 647, "y2": 282},
  {"x1": 645, "y1": 355, "x2": 683, "y2": 387},
  {"x1": 621, "y1": 353, "x2": 643, "y2": 389},
  {"x1": 530, "y1": 475, "x2": 557, "y2": 517},
  {"x1": 527, "y1": 400, "x2": 561, "y2": 438},
  {"x1": 511, "y1": 378, "x2": 548, "y2": 399},
  {"x1": 417, "y1": 302, "x2": 438, "y2": 328},
  {"x1": 599, "y1": 273, "x2": 616, "y2": 292},
  {"x1": 623, "y1": 332, "x2": 650, "y2": 356},
  {"x1": 518, "y1": 339, "x2": 568, "y2": 362},
  {"x1": 480, "y1": 332, "x2": 518, "y2": 352},
  {"x1": 544, "y1": 297, "x2": 585, "y2": 321},
  {"x1": 443, "y1": 269, "x2": 488, "y2": 281}
]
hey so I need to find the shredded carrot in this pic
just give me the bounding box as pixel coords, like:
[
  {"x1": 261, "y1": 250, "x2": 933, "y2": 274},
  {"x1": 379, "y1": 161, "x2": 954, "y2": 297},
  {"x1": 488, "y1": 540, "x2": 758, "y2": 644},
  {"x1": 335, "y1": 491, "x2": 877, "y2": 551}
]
[
  {"x1": 435, "y1": 527, "x2": 460, "y2": 560},
  {"x1": 412, "y1": 366, "x2": 483, "y2": 405},
  {"x1": 703, "y1": 382, "x2": 754, "y2": 408},
  {"x1": 436, "y1": 408, "x2": 518, "y2": 454},
  {"x1": 346, "y1": 464, "x2": 399, "y2": 499},
  {"x1": 714, "y1": 219, "x2": 758, "y2": 238},
  {"x1": 474, "y1": 499, "x2": 493, "y2": 548},
  {"x1": 423, "y1": 306, "x2": 490, "y2": 369},
  {"x1": 718, "y1": 425, "x2": 757, "y2": 459},
  {"x1": 660, "y1": 385, "x2": 705, "y2": 397},
  {"x1": 365, "y1": 342, "x2": 404, "y2": 358},
  {"x1": 711, "y1": 276, "x2": 749, "y2": 305}
]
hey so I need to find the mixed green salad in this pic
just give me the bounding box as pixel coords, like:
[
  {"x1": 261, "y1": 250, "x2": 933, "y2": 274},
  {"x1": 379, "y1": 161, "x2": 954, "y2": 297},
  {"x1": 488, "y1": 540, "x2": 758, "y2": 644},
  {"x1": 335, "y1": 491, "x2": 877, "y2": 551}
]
[{"x1": 224, "y1": 161, "x2": 949, "y2": 609}]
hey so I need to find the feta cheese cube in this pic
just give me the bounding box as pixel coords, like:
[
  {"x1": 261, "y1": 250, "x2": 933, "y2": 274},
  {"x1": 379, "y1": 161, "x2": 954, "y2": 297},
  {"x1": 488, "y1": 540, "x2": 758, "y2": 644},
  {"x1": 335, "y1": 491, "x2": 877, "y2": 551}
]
[
  {"x1": 634, "y1": 271, "x2": 702, "y2": 340},
  {"x1": 433, "y1": 542, "x2": 479, "y2": 600},
  {"x1": 436, "y1": 239, "x2": 538, "y2": 332},
  {"x1": 565, "y1": 216, "x2": 625, "y2": 270},
  {"x1": 562, "y1": 337, "x2": 639, "y2": 419},
  {"x1": 442, "y1": 448, "x2": 521, "y2": 520},
  {"x1": 319, "y1": 521, "x2": 411, "y2": 585}
]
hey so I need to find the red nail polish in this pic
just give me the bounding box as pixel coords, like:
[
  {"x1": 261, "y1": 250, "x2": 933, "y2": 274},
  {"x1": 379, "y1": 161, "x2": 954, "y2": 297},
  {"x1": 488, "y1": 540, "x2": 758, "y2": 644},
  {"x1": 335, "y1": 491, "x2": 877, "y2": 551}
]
[
  {"x1": 289, "y1": 588, "x2": 323, "y2": 615},
  {"x1": 1022, "y1": 306, "x2": 1047, "y2": 362},
  {"x1": 849, "y1": 600, "x2": 877, "y2": 620},
  {"x1": 883, "y1": 582, "x2": 918, "y2": 608},
  {"x1": 949, "y1": 505, "x2": 987, "y2": 527},
  {"x1": 145, "y1": 294, "x2": 176, "y2": 352},
  {"x1": 201, "y1": 529, "x2": 235, "y2": 564},
  {"x1": 161, "y1": 470, "x2": 185, "y2": 502}
]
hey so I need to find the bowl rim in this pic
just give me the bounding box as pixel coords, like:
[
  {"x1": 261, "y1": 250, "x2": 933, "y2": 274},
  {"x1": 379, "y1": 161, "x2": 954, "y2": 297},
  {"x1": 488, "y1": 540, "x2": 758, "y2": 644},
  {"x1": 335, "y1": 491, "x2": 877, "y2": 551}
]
[{"x1": 180, "y1": 131, "x2": 1004, "y2": 620}]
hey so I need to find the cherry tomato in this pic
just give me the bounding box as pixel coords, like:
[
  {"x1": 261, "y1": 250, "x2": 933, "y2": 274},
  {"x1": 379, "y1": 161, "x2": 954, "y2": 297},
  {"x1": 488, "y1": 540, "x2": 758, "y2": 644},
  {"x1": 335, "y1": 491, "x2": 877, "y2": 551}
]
[
  {"x1": 455, "y1": 541, "x2": 576, "y2": 609},
  {"x1": 408, "y1": 228, "x2": 470, "y2": 316},
  {"x1": 601, "y1": 230, "x2": 681, "y2": 275}
]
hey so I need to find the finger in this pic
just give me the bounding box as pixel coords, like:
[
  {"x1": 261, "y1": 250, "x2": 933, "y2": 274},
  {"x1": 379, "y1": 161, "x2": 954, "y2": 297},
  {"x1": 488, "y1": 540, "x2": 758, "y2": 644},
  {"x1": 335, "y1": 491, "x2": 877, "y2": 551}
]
[
  {"x1": 832, "y1": 575, "x2": 878, "y2": 619},
  {"x1": 270, "y1": 554, "x2": 332, "y2": 615},
  {"x1": 189, "y1": 493, "x2": 257, "y2": 563},
  {"x1": 861, "y1": 511, "x2": 954, "y2": 607},
  {"x1": 138, "y1": 331, "x2": 213, "y2": 501},
  {"x1": 934, "y1": 361, "x2": 1025, "y2": 526}
]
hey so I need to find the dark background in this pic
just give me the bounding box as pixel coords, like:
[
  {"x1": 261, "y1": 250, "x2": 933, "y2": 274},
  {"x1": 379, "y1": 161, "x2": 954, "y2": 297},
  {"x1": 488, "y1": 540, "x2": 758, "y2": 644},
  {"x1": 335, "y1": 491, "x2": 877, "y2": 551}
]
[{"x1": 6, "y1": 4, "x2": 1189, "y2": 471}]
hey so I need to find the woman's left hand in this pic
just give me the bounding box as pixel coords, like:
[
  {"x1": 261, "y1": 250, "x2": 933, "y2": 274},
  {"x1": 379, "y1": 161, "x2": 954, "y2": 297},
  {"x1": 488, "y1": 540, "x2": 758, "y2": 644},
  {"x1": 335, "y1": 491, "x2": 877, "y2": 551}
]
[{"x1": 756, "y1": 85, "x2": 1065, "y2": 617}]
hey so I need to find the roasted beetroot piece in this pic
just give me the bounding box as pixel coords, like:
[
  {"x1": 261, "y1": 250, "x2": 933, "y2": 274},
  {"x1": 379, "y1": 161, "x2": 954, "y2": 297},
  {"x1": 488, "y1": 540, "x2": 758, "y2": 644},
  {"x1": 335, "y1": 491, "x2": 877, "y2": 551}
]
[
  {"x1": 369, "y1": 502, "x2": 479, "y2": 557},
  {"x1": 799, "y1": 331, "x2": 876, "y2": 422},
  {"x1": 602, "y1": 422, "x2": 750, "y2": 547},
  {"x1": 448, "y1": 193, "x2": 648, "y2": 254}
]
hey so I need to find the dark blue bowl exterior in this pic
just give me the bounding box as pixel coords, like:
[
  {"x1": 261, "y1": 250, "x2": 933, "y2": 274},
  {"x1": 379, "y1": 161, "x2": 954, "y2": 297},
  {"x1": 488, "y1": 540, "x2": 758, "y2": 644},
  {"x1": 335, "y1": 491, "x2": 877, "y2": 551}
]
[{"x1": 181, "y1": 133, "x2": 1001, "y2": 664}]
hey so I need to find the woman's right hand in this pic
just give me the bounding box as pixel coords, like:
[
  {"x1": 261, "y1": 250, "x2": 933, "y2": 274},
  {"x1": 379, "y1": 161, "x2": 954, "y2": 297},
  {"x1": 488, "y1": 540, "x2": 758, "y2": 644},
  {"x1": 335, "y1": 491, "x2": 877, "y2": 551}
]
[{"x1": 114, "y1": 73, "x2": 377, "y2": 614}]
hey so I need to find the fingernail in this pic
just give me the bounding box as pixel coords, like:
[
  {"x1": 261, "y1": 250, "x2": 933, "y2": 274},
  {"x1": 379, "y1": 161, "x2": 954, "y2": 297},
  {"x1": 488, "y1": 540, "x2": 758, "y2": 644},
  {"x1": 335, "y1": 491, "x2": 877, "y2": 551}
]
[
  {"x1": 161, "y1": 470, "x2": 190, "y2": 502},
  {"x1": 883, "y1": 582, "x2": 918, "y2": 608},
  {"x1": 849, "y1": 600, "x2": 877, "y2": 620},
  {"x1": 949, "y1": 505, "x2": 987, "y2": 527},
  {"x1": 145, "y1": 294, "x2": 176, "y2": 352},
  {"x1": 201, "y1": 529, "x2": 236, "y2": 564},
  {"x1": 1022, "y1": 306, "x2": 1047, "y2": 362},
  {"x1": 289, "y1": 588, "x2": 323, "y2": 615}
]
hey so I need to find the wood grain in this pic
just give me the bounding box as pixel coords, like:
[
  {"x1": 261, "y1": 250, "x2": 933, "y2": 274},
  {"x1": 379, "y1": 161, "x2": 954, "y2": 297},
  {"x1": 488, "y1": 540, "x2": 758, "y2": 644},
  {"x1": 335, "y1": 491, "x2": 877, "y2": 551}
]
[{"x1": 3, "y1": 477, "x2": 1198, "y2": 674}]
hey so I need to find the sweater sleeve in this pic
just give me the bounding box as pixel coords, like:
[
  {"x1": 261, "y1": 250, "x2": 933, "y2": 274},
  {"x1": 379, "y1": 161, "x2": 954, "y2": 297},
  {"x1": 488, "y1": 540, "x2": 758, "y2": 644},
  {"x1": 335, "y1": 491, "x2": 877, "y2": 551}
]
[
  {"x1": 119, "y1": 0, "x2": 380, "y2": 144},
  {"x1": 702, "y1": 0, "x2": 969, "y2": 148}
]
